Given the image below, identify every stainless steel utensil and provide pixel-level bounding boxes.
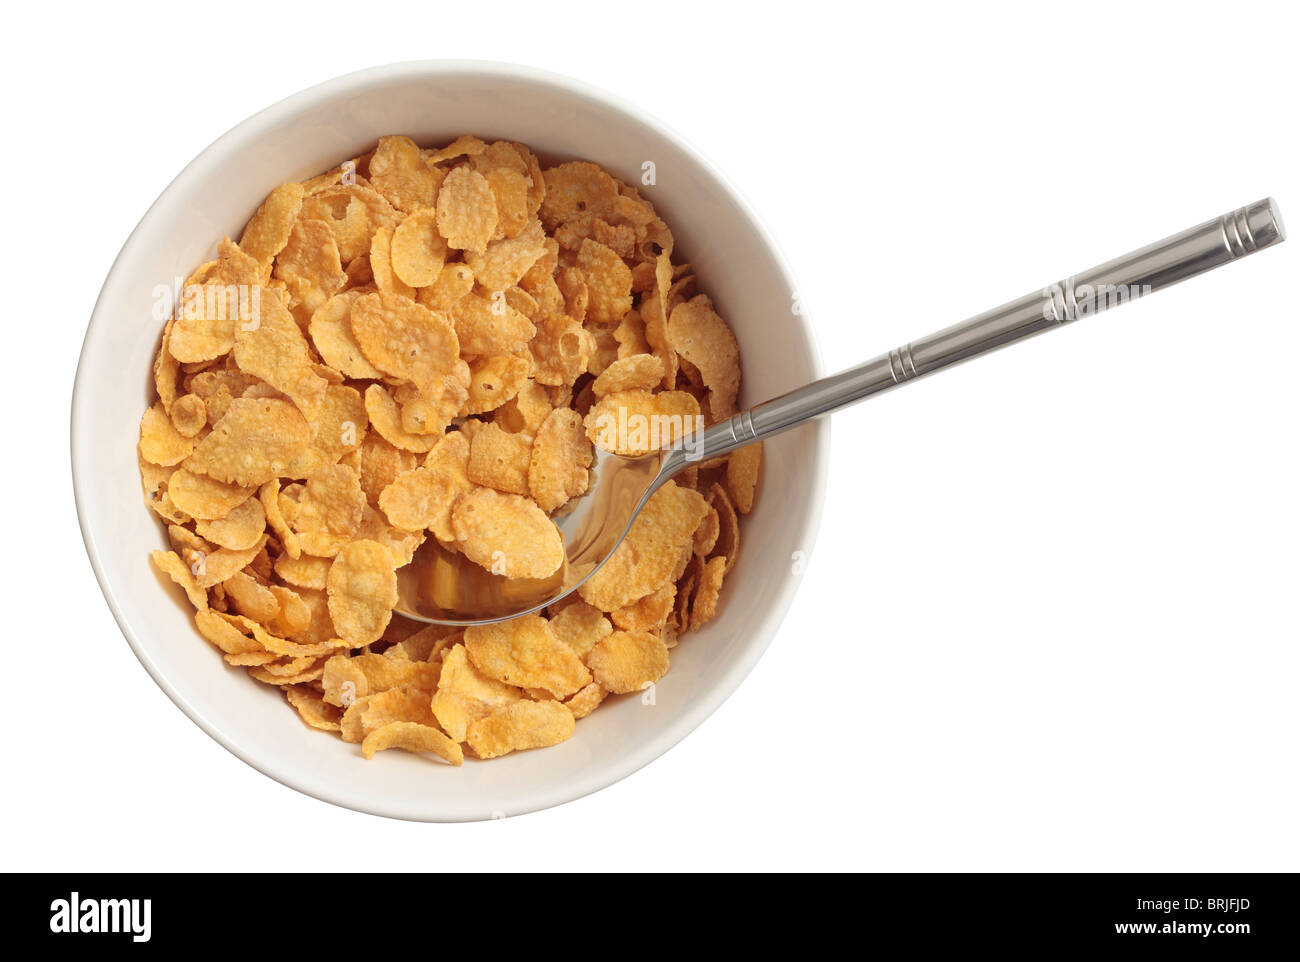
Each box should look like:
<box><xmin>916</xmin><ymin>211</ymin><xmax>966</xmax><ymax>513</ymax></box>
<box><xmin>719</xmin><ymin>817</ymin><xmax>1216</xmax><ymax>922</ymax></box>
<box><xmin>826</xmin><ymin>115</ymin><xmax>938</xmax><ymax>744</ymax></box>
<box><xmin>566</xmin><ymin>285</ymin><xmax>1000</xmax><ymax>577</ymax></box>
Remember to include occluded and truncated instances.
<box><xmin>396</xmin><ymin>198</ymin><xmax>1286</xmax><ymax>624</ymax></box>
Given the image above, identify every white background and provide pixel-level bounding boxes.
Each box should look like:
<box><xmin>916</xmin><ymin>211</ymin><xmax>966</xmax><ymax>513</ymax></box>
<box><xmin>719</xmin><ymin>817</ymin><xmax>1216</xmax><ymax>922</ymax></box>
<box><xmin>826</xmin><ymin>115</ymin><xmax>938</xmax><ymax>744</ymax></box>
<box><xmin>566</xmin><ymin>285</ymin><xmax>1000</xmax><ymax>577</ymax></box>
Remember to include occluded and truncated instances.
<box><xmin>5</xmin><ymin>1</ymin><xmax>1297</xmax><ymax>871</ymax></box>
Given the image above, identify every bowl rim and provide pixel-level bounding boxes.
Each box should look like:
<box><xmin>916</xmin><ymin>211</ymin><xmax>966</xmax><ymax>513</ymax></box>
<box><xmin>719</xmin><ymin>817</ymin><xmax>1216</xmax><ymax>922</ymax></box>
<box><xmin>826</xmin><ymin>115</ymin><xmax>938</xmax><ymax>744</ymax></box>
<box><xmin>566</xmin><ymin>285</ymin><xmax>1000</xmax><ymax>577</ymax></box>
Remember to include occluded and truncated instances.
<box><xmin>71</xmin><ymin>59</ymin><xmax>831</xmax><ymax>822</ymax></box>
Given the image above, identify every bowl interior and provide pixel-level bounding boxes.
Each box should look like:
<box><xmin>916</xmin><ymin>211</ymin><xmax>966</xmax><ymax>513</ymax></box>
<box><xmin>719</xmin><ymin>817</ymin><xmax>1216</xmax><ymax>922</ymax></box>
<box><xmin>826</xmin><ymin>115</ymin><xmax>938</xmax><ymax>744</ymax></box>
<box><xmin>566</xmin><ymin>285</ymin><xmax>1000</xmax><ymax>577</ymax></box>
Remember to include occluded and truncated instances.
<box><xmin>73</xmin><ymin>62</ymin><xmax>828</xmax><ymax>821</ymax></box>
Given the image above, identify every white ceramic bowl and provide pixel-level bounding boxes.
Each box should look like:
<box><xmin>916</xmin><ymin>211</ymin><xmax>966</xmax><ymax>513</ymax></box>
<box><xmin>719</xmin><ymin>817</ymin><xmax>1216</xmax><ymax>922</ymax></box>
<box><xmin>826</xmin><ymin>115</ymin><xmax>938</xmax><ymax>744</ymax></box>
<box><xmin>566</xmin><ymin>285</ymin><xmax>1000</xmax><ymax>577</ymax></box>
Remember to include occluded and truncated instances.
<box><xmin>72</xmin><ymin>61</ymin><xmax>829</xmax><ymax>821</ymax></box>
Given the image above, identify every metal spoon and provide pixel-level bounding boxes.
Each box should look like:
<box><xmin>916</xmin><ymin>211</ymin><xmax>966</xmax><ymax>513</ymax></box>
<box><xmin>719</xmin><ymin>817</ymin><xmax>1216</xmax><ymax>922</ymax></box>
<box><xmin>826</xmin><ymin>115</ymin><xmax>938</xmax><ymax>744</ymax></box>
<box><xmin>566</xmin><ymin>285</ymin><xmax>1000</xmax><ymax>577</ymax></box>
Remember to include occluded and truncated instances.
<box><xmin>396</xmin><ymin>198</ymin><xmax>1286</xmax><ymax>625</ymax></box>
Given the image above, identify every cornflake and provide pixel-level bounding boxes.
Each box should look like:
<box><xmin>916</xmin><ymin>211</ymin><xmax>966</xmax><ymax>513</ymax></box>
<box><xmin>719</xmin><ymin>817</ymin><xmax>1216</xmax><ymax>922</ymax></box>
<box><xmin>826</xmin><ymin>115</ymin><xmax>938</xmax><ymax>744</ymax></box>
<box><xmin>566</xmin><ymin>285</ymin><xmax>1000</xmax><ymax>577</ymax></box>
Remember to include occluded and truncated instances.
<box><xmin>138</xmin><ymin>134</ymin><xmax>756</xmax><ymax>767</ymax></box>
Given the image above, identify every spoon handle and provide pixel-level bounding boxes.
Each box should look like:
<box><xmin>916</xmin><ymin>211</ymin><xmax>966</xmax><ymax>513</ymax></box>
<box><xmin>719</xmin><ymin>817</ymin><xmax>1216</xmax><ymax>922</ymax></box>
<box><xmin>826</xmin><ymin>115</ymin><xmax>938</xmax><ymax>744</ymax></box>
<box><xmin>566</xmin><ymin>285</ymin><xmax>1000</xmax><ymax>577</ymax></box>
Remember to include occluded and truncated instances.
<box><xmin>686</xmin><ymin>198</ymin><xmax>1286</xmax><ymax>464</ymax></box>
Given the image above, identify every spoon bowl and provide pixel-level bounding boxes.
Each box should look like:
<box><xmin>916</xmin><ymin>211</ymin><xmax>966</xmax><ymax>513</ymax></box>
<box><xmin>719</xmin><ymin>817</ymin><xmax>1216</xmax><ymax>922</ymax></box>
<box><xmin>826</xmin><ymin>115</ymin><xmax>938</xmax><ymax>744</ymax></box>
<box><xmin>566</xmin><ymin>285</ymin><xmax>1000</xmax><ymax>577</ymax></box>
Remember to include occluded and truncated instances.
<box><xmin>395</xmin><ymin>445</ymin><xmax>680</xmax><ymax>623</ymax></box>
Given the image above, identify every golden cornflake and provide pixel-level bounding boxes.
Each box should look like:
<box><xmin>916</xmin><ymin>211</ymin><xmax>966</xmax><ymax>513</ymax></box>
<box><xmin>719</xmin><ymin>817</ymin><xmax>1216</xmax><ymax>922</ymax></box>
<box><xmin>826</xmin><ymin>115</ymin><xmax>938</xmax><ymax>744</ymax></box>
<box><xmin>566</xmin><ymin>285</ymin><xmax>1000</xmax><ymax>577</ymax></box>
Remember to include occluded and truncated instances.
<box><xmin>691</xmin><ymin>555</ymin><xmax>728</xmax><ymax>629</ymax></box>
<box><xmin>170</xmin><ymin>394</ymin><xmax>207</xmax><ymax>438</ymax></box>
<box><xmin>150</xmin><ymin>549</ymin><xmax>208</xmax><ymax>609</ymax></box>
<box><xmin>539</xmin><ymin>162</ymin><xmax>618</xmax><ymax>230</ymax></box>
<box><xmin>464</xmin><ymin>615</ymin><xmax>590</xmax><ymax>699</ymax></box>
<box><xmin>577</xmin><ymin>238</ymin><xmax>633</xmax><ymax>324</ymax></box>
<box><xmin>183</xmin><ymin>397</ymin><xmax>310</xmax><ymax>487</ymax></box>
<box><xmin>668</xmin><ymin>293</ymin><xmax>741</xmax><ymax>420</ymax></box>
<box><xmin>363</xmin><ymin>383</ymin><xmax>439</xmax><ymax>453</ymax></box>
<box><xmin>154</xmin><ymin>323</ymin><xmax>180</xmax><ymax>411</ymax></box>
<box><xmin>450</xmin><ymin>488</ymin><xmax>564</xmax><ymax>580</ymax></box>
<box><xmin>193</xmin><ymin>536</ymin><xmax>269</xmax><ymax>589</ymax></box>
<box><xmin>193</xmin><ymin>496</ymin><xmax>266</xmax><ymax>551</ymax></box>
<box><xmin>273</xmin><ymin>218</ymin><xmax>348</xmax><ymax>323</ymax></box>
<box><xmin>285</xmin><ymin>685</ymin><xmax>342</xmax><ymax>732</ymax></box>
<box><xmin>327</xmin><ymin>539</ymin><xmax>398</xmax><ymax>645</ymax></box>
<box><xmin>579</xmin><ymin>481</ymin><xmax>708</xmax><ymax>610</ymax></box>
<box><xmin>693</xmin><ymin>504</ymin><xmax>720</xmax><ymax>557</ymax></box>
<box><xmin>308</xmin><ymin>292</ymin><xmax>384</xmax><ymax>379</ymax></box>
<box><xmin>431</xmin><ymin>643</ymin><xmax>522</xmax><ymax>742</ymax></box>
<box><xmin>285</xmin><ymin>383</ymin><xmax>367</xmax><ymax>478</ymax></box>
<box><xmin>708</xmin><ymin>483</ymin><xmax>742</xmax><ymax>575</ymax></box>
<box><xmin>288</xmin><ymin>465</ymin><xmax>366</xmax><ymax>557</ymax></box>
<box><xmin>610</xmin><ymin>581</ymin><xmax>676</xmax><ymax>632</ymax></box>
<box><xmin>273</xmin><ymin>552</ymin><xmax>330</xmax><ymax>591</ymax></box>
<box><xmin>494</xmin><ymin>379</ymin><xmax>552</xmax><ymax>436</ymax></box>
<box><xmin>166</xmin><ymin>468</ymin><xmax>254</xmax><ymax>520</ymax></box>
<box><xmin>452</xmin><ymin>292</ymin><xmax>535</xmax><ymax>356</ymax></box>
<box><xmin>436</xmin><ymin>165</ymin><xmax>498</xmax><ymax>254</ymax></box>
<box><xmin>301</xmin><ymin>184</ymin><xmax>400</xmax><ymax>264</ymax></box>
<box><xmin>547</xmin><ymin>599</ymin><xmax>612</xmax><ymax>660</ymax></box>
<box><xmin>419</xmin><ymin>262</ymin><xmax>476</xmax><ymax>312</ymax></box>
<box><xmin>362</xmin><ymin>721</ymin><xmax>463</xmax><ymax>765</ymax></box>
<box><xmin>139</xmin><ymin>401</ymin><xmax>196</xmax><ymax>466</ymax></box>
<box><xmin>355</xmin><ymin>433</ymin><xmax>417</xmax><ymax>507</ymax></box>
<box><xmin>369</xmin><ymin>224</ymin><xmax>415</xmax><ymax>298</ymax></box>
<box><xmin>361</xmin><ymin>685</ymin><xmax>440</xmax><ymax>733</ymax></box>
<box><xmin>592</xmin><ymin>353</ymin><xmax>665</xmax><ymax>397</ymax></box>
<box><xmin>391</xmin><ymin>207</ymin><xmax>448</xmax><ymax>287</ymax></box>
<box><xmin>369</xmin><ymin>135</ymin><xmax>443</xmax><ymax>213</ymax></box>
<box><xmin>565</xmin><ymin>682</ymin><xmax>608</xmax><ymax>720</ymax></box>
<box><xmin>528</xmin><ymin>408</ymin><xmax>592</xmax><ymax>512</ymax></box>
<box><xmin>467</xmin><ymin>422</ymin><xmax>533</xmax><ymax>496</ymax></box>
<box><xmin>466</xmin><ymin>699</ymin><xmax>575</xmax><ymax>759</ymax></box>
<box><xmin>464</xmin><ymin>218</ymin><xmax>546</xmax><ymax>291</ymax></box>
<box><xmin>350</xmin><ymin>292</ymin><xmax>461</xmax><ymax>402</ymax></box>
<box><xmin>483</xmin><ymin>167</ymin><xmax>532</xmax><ymax>239</ymax></box>
<box><xmin>587</xmin><ymin>629</ymin><xmax>670</xmax><ymax>694</ymax></box>
<box><xmin>531</xmin><ymin>314</ymin><xmax>593</xmax><ymax>386</ymax></box>
<box><xmin>223</xmin><ymin>569</ymin><xmax>279</xmax><ymax>623</ymax></box>
<box><xmin>240</xmin><ymin>182</ymin><xmax>305</xmax><ymax>267</ymax></box>
<box><xmin>168</xmin><ymin>283</ymin><xmax>243</xmax><ymax>363</ymax></box>
<box><xmin>725</xmin><ymin>442</ymin><xmax>762</xmax><ymax>515</ymax></box>
<box><xmin>378</xmin><ymin>465</ymin><xmax>453</xmax><ymax>532</ymax></box>
<box><xmin>461</xmin><ymin>354</ymin><xmax>529</xmax><ymax>416</ymax></box>
<box><xmin>426</xmin><ymin>134</ymin><xmax>487</xmax><ymax>166</ymax></box>
<box><xmin>232</xmin><ymin>290</ymin><xmax>329</xmax><ymax>418</ymax></box>
<box><xmin>643</xmin><ymin>254</ymin><xmax>678</xmax><ymax>388</ymax></box>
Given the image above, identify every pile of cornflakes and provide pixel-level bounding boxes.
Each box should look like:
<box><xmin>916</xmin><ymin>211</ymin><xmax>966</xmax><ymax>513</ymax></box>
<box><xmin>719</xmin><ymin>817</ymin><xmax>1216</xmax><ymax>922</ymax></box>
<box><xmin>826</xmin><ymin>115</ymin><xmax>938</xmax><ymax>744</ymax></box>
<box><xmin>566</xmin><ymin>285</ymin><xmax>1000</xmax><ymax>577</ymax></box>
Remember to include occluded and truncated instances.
<box><xmin>139</xmin><ymin>135</ymin><xmax>761</xmax><ymax>765</ymax></box>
